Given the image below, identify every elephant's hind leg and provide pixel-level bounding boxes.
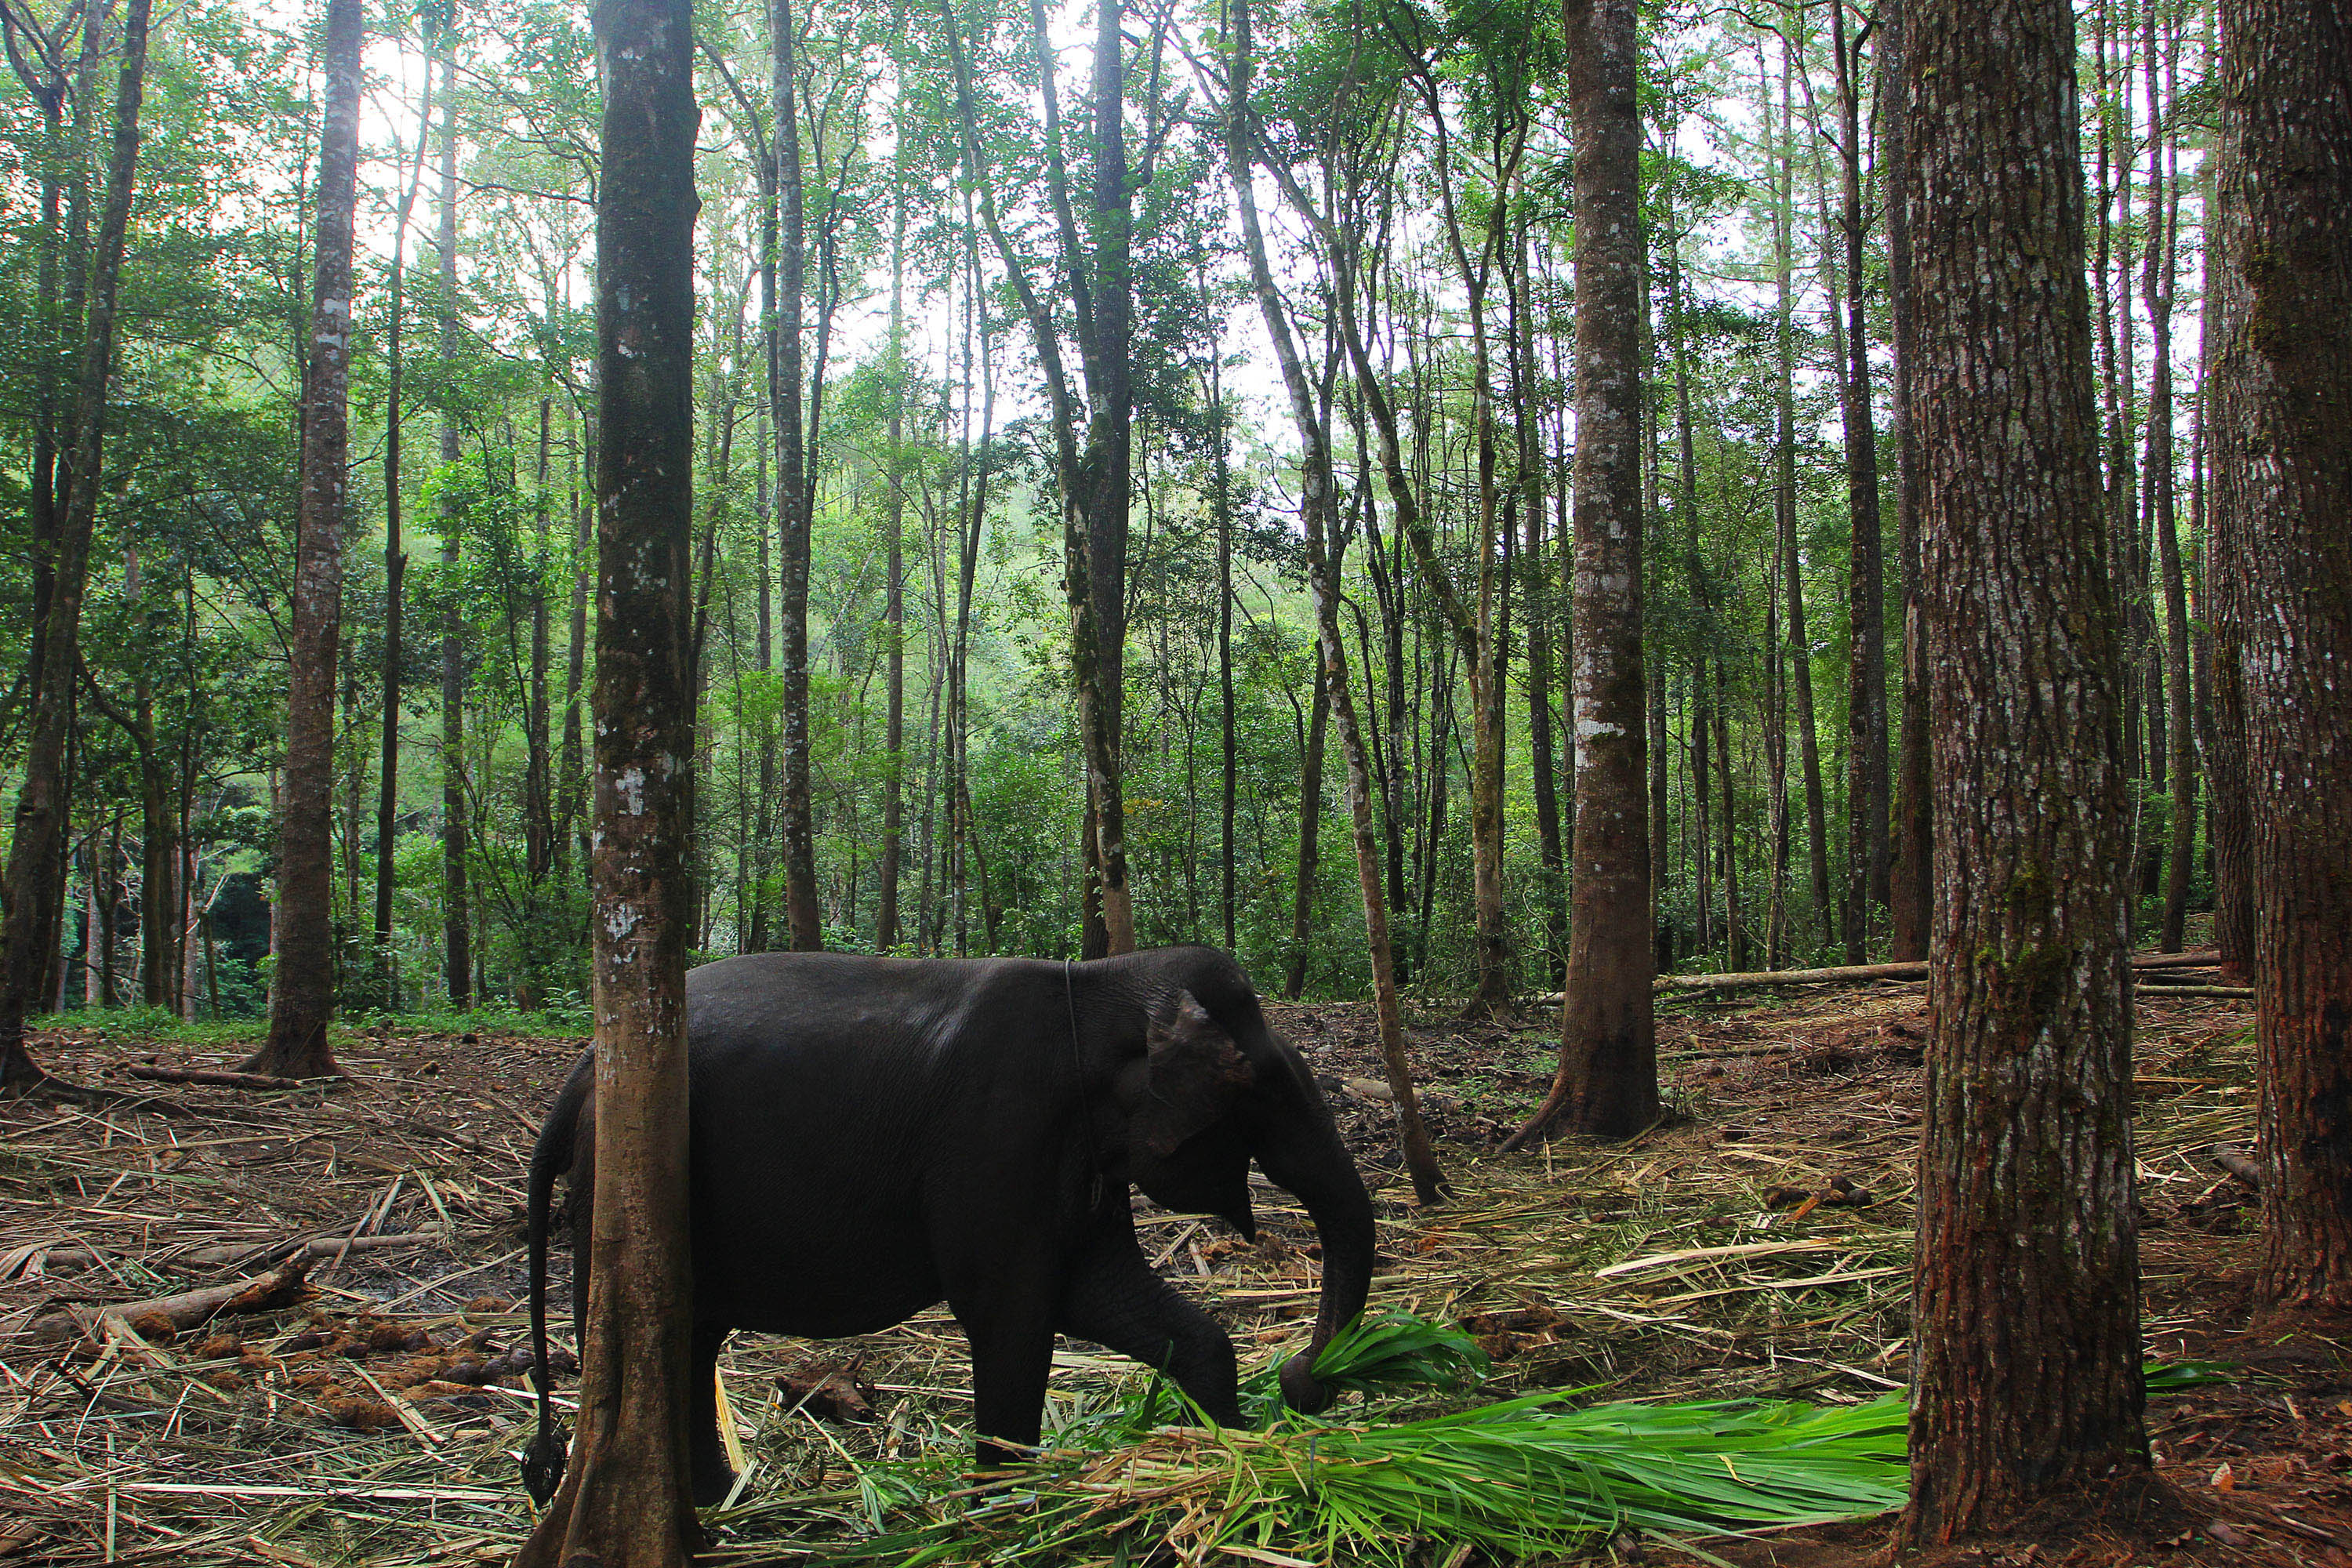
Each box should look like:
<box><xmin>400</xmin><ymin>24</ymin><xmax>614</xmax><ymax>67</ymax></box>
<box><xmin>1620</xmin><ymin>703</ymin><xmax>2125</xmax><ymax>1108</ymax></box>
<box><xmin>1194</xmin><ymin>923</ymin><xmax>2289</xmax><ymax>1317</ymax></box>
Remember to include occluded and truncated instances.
<box><xmin>688</xmin><ymin>1323</ymin><xmax>735</xmax><ymax>1508</ymax></box>
<box><xmin>1058</xmin><ymin>1239</ymin><xmax>1241</xmax><ymax>1426</ymax></box>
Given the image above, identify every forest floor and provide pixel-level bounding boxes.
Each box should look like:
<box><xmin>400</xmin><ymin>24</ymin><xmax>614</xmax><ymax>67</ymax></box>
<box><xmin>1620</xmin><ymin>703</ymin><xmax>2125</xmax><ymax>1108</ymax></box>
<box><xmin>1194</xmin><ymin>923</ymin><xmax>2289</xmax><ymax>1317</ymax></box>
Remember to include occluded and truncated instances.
<box><xmin>1</xmin><ymin>967</ymin><xmax>2345</xmax><ymax>1567</ymax></box>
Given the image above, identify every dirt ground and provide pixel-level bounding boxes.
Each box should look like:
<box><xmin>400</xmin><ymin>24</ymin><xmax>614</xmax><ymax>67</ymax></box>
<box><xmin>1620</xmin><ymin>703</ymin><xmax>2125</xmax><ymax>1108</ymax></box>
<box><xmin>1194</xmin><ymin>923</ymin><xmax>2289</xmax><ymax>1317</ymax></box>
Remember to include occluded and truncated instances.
<box><xmin>2</xmin><ymin>968</ymin><xmax>2346</xmax><ymax>1567</ymax></box>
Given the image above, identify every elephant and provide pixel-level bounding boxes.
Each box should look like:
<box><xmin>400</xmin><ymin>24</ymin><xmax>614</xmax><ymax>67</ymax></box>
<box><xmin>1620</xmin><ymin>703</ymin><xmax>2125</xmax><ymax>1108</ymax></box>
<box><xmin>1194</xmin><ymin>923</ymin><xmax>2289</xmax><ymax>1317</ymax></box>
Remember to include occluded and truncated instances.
<box><xmin>519</xmin><ymin>945</ymin><xmax>1376</xmax><ymax>1507</ymax></box>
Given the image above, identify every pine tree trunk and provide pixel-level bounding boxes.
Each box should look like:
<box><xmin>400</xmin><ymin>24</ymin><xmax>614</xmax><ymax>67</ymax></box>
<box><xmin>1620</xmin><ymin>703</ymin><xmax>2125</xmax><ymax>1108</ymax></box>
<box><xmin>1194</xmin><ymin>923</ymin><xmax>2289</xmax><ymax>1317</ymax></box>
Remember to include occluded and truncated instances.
<box><xmin>2212</xmin><ymin>0</ymin><xmax>2352</xmax><ymax>1312</ymax></box>
<box><xmin>0</xmin><ymin>0</ymin><xmax>151</xmax><ymax>1088</ymax></box>
<box><xmin>1508</xmin><ymin>0</ymin><xmax>1653</xmax><ymax>1145</ymax></box>
<box><xmin>1895</xmin><ymin>0</ymin><xmax>2150</xmax><ymax>1540</ymax></box>
<box><xmin>510</xmin><ymin>0</ymin><xmax>700</xmax><ymax>1555</ymax></box>
<box><xmin>250</xmin><ymin>0</ymin><xmax>361</xmax><ymax>1080</ymax></box>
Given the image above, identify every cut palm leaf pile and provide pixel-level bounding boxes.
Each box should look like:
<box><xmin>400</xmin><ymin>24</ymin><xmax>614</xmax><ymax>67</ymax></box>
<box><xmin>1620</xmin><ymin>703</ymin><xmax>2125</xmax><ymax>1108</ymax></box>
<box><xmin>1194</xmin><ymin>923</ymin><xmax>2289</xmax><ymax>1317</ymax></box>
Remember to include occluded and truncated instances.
<box><xmin>806</xmin><ymin>1315</ymin><xmax>1908</xmax><ymax>1566</ymax></box>
<box><xmin>800</xmin><ymin>1317</ymin><xmax>2232</xmax><ymax>1568</ymax></box>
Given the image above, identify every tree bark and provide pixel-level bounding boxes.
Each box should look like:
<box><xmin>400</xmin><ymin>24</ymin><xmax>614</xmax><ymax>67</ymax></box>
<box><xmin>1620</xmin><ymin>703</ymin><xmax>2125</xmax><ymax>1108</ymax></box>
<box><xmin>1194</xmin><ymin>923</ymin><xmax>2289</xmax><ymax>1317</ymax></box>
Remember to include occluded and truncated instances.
<box><xmin>510</xmin><ymin>0</ymin><xmax>701</xmax><ymax>1555</ymax></box>
<box><xmin>2211</xmin><ymin>0</ymin><xmax>2352</xmax><ymax>1312</ymax></box>
<box><xmin>0</xmin><ymin>0</ymin><xmax>150</xmax><ymax>1089</ymax></box>
<box><xmin>1895</xmin><ymin>0</ymin><xmax>2150</xmax><ymax>1541</ymax></box>
<box><xmin>1507</xmin><ymin>0</ymin><xmax>1653</xmax><ymax>1145</ymax></box>
<box><xmin>250</xmin><ymin>0</ymin><xmax>362</xmax><ymax>1080</ymax></box>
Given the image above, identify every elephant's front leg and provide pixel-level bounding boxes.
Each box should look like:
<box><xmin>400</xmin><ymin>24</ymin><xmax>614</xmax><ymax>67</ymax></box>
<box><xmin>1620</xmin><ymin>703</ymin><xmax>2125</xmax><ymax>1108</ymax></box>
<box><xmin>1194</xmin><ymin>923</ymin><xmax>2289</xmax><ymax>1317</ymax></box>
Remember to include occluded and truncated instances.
<box><xmin>943</xmin><ymin>1247</ymin><xmax>1059</xmax><ymax>1463</ymax></box>
<box><xmin>1059</xmin><ymin>1234</ymin><xmax>1242</xmax><ymax>1426</ymax></box>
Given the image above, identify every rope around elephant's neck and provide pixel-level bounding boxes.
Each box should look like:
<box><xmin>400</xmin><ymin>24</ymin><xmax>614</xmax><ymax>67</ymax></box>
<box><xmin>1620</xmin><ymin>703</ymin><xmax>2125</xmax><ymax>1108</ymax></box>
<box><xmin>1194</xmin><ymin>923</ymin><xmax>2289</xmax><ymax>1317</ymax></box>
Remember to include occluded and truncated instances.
<box><xmin>1065</xmin><ymin>958</ymin><xmax>1110</xmax><ymax>1213</ymax></box>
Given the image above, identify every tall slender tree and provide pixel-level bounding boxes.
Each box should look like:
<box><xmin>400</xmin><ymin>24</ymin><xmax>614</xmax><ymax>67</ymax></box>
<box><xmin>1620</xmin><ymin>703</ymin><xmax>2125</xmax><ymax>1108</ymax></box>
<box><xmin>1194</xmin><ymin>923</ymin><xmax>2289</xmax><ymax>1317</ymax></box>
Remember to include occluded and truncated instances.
<box><xmin>1896</xmin><ymin>0</ymin><xmax>2148</xmax><ymax>1541</ymax></box>
<box><xmin>510</xmin><ymin>0</ymin><xmax>701</xmax><ymax>1552</ymax></box>
<box><xmin>249</xmin><ymin>0</ymin><xmax>363</xmax><ymax>1080</ymax></box>
<box><xmin>1505</xmin><ymin>0</ymin><xmax>1652</xmax><ymax>1145</ymax></box>
<box><xmin>435</xmin><ymin>56</ymin><xmax>473</xmax><ymax>1008</ymax></box>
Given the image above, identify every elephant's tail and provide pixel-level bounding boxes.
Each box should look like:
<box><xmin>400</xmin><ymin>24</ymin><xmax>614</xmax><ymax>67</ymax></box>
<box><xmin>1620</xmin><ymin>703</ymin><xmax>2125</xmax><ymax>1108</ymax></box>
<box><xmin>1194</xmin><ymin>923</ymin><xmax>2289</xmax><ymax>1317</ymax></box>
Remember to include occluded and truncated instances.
<box><xmin>521</xmin><ymin>1054</ymin><xmax>592</xmax><ymax>1504</ymax></box>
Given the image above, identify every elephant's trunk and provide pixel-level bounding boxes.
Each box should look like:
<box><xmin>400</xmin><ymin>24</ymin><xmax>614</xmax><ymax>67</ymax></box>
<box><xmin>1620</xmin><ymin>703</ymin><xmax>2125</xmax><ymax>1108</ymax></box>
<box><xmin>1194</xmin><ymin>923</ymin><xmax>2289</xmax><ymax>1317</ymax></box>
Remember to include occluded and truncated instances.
<box><xmin>1258</xmin><ymin>1116</ymin><xmax>1377</xmax><ymax>1414</ymax></box>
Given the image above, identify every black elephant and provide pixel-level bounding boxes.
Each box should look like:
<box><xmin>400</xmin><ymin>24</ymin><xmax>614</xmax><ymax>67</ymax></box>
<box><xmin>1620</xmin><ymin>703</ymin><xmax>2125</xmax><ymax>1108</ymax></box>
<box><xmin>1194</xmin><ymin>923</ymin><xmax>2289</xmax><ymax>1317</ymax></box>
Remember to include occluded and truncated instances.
<box><xmin>520</xmin><ymin>945</ymin><xmax>1376</xmax><ymax>1506</ymax></box>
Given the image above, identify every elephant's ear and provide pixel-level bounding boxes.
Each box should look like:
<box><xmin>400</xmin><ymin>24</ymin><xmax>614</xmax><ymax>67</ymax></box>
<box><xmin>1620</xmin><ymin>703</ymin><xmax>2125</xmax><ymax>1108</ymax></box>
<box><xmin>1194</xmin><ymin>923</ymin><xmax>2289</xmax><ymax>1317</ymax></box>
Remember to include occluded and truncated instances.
<box><xmin>1135</xmin><ymin>990</ymin><xmax>1256</xmax><ymax>1159</ymax></box>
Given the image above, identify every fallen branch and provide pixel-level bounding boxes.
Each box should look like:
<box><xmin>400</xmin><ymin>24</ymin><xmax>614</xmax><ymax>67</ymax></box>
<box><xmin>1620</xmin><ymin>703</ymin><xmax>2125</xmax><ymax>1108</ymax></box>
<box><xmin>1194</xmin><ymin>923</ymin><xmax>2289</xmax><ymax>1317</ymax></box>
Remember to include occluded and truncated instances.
<box><xmin>2136</xmin><ymin>985</ymin><xmax>2255</xmax><ymax>1000</ymax></box>
<box><xmin>120</xmin><ymin>1065</ymin><xmax>311</xmax><ymax>1091</ymax></box>
<box><xmin>24</xmin><ymin>1254</ymin><xmax>313</xmax><ymax>1343</ymax></box>
<box><xmin>4</xmin><ymin>1230</ymin><xmax>448</xmax><ymax>1283</ymax></box>
<box><xmin>2211</xmin><ymin>1145</ymin><xmax>2264</xmax><ymax>1190</ymax></box>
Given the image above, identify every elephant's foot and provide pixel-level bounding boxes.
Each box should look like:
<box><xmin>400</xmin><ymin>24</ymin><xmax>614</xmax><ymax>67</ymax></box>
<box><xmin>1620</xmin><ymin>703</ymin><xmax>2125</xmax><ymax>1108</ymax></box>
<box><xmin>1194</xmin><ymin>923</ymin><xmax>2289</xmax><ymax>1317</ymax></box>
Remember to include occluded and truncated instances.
<box><xmin>691</xmin><ymin>1454</ymin><xmax>738</xmax><ymax>1508</ymax></box>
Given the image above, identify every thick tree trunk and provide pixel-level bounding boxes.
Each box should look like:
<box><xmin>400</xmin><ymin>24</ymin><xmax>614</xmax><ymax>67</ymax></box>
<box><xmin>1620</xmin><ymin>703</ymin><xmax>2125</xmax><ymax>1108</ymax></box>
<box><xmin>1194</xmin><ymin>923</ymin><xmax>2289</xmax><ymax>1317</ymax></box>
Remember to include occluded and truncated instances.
<box><xmin>1507</xmin><ymin>0</ymin><xmax>1653</xmax><ymax>1145</ymax></box>
<box><xmin>1895</xmin><ymin>0</ymin><xmax>2150</xmax><ymax>1541</ymax></box>
<box><xmin>510</xmin><ymin>0</ymin><xmax>701</xmax><ymax>1555</ymax></box>
<box><xmin>2212</xmin><ymin>0</ymin><xmax>2352</xmax><ymax>1312</ymax></box>
<box><xmin>434</xmin><ymin>60</ymin><xmax>471</xmax><ymax>1010</ymax></box>
<box><xmin>0</xmin><ymin>0</ymin><xmax>150</xmax><ymax>1089</ymax></box>
<box><xmin>250</xmin><ymin>0</ymin><xmax>362</xmax><ymax>1080</ymax></box>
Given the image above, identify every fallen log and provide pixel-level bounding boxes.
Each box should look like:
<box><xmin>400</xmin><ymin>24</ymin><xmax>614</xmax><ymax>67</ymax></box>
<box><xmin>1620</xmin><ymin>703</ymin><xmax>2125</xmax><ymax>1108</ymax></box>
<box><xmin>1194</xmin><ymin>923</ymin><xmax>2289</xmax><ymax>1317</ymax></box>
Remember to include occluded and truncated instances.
<box><xmin>2134</xmin><ymin>985</ymin><xmax>2255</xmax><ymax>999</ymax></box>
<box><xmin>1508</xmin><ymin>949</ymin><xmax>2239</xmax><ymax>1003</ymax></box>
<box><xmin>24</xmin><ymin>1254</ymin><xmax>313</xmax><ymax>1343</ymax></box>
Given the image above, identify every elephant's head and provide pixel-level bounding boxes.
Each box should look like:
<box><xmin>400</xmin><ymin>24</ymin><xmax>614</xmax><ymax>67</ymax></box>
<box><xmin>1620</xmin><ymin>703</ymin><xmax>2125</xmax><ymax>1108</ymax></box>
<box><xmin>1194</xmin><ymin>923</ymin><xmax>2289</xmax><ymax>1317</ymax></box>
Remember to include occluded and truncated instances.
<box><xmin>1112</xmin><ymin>949</ymin><xmax>1376</xmax><ymax>1415</ymax></box>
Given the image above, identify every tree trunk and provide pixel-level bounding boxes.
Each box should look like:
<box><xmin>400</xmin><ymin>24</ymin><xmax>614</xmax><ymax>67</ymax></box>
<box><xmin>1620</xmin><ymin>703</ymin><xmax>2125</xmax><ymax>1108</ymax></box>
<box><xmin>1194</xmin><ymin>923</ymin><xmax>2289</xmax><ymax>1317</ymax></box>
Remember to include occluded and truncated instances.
<box><xmin>1832</xmin><ymin>0</ymin><xmax>1888</xmax><ymax>963</ymax></box>
<box><xmin>249</xmin><ymin>0</ymin><xmax>361</xmax><ymax>1080</ymax></box>
<box><xmin>510</xmin><ymin>0</ymin><xmax>701</xmax><ymax>1555</ymax></box>
<box><xmin>2212</xmin><ymin>0</ymin><xmax>2352</xmax><ymax>1312</ymax></box>
<box><xmin>876</xmin><ymin>145</ymin><xmax>908</xmax><ymax>953</ymax></box>
<box><xmin>0</xmin><ymin>0</ymin><xmax>151</xmax><ymax>1088</ymax></box>
<box><xmin>375</xmin><ymin>64</ymin><xmax>430</xmax><ymax>1013</ymax></box>
<box><xmin>1507</xmin><ymin>0</ymin><xmax>1653</xmax><ymax>1145</ymax></box>
<box><xmin>1283</xmin><ymin>662</ymin><xmax>1329</xmax><ymax>1001</ymax></box>
<box><xmin>434</xmin><ymin>59</ymin><xmax>471</xmax><ymax>1010</ymax></box>
<box><xmin>2143</xmin><ymin>8</ymin><xmax>2194</xmax><ymax>955</ymax></box>
<box><xmin>1882</xmin><ymin>0</ymin><xmax>1933</xmax><ymax>964</ymax></box>
<box><xmin>1228</xmin><ymin>2</ymin><xmax>1441</xmax><ymax>1202</ymax></box>
<box><xmin>1895</xmin><ymin>0</ymin><xmax>2151</xmax><ymax>1541</ymax></box>
<box><xmin>1216</xmin><ymin>361</ymin><xmax>1237</xmax><ymax>953</ymax></box>
<box><xmin>772</xmin><ymin>0</ymin><xmax>820</xmax><ymax>952</ymax></box>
